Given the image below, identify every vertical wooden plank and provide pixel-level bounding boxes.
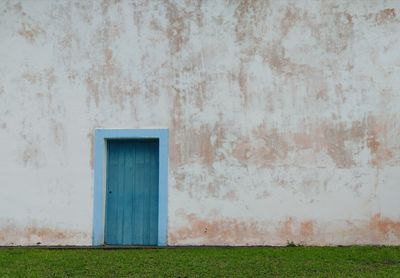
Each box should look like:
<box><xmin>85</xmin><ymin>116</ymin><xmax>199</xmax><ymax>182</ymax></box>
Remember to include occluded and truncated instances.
<box><xmin>123</xmin><ymin>141</ymin><xmax>134</xmax><ymax>244</ymax></box>
<box><xmin>132</xmin><ymin>141</ymin><xmax>138</xmax><ymax>245</ymax></box>
<box><xmin>130</xmin><ymin>142</ymin><xmax>137</xmax><ymax>245</ymax></box>
<box><xmin>140</xmin><ymin>141</ymin><xmax>147</xmax><ymax>245</ymax></box>
<box><xmin>143</xmin><ymin>141</ymin><xmax>150</xmax><ymax>245</ymax></box>
<box><xmin>105</xmin><ymin>141</ymin><xmax>112</xmax><ymax>244</ymax></box>
<box><xmin>154</xmin><ymin>140</ymin><xmax>160</xmax><ymax>245</ymax></box>
<box><xmin>148</xmin><ymin>140</ymin><xmax>159</xmax><ymax>245</ymax></box>
<box><xmin>116</xmin><ymin>141</ymin><xmax>126</xmax><ymax>244</ymax></box>
<box><xmin>147</xmin><ymin>141</ymin><xmax>153</xmax><ymax>245</ymax></box>
<box><xmin>133</xmin><ymin>142</ymin><xmax>144</xmax><ymax>245</ymax></box>
<box><xmin>132</xmin><ymin>142</ymin><xmax>138</xmax><ymax>244</ymax></box>
<box><xmin>105</xmin><ymin>141</ymin><xmax>119</xmax><ymax>244</ymax></box>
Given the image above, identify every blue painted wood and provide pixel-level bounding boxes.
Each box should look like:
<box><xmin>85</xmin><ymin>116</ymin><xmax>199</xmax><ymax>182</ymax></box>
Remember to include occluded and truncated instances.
<box><xmin>105</xmin><ymin>139</ymin><xmax>159</xmax><ymax>245</ymax></box>
<box><xmin>92</xmin><ymin>129</ymin><xmax>168</xmax><ymax>246</ymax></box>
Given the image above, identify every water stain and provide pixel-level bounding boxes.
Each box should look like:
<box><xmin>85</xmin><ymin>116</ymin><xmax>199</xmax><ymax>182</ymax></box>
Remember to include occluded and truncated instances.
<box><xmin>369</xmin><ymin>214</ymin><xmax>400</xmax><ymax>241</ymax></box>
<box><xmin>18</xmin><ymin>23</ymin><xmax>43</xmax><ymax>43</ymax></box>
<box><xmin>85</xmin><ymin>76</ymin><xmax>100</xmax><ymax>106</ymax></box>
<box><xmin>234</xmin><ymin>0</ymin><xmax>270</xmax><ymax>43</ymax></box>
<box><xmin>0</xmin><ymin>223</ymin><xmax>88</xmax><ymax>245</ymax></box>
<box><xmin>85</xmin><ymin>48</ymin><xmax>138</xmax><ymax>108</ymax></box>
<box><xmin>253</xmin><ymin>126</ymin><xmax>289</xmax><ymax>165</ymax></box>
<box><xmin>326</xmin><ymin>12</ymin><xmax>353</xmax><ymax>54</ymax></box>
<box><xmin>375</xmin><ymin>8</ymin><xmax>397</xmax><ymax>25</ymax></box>
<box><xmin>279</xmin><ymin>217</ymin><xmax>294</xmax><ymax>240</ymax></box>
<box><xmin>300</xmin><ymin>221</ymin><xmax>314</xmax><ymax>239</ymax></box>
<box><xmin>232</xmin><ymin>137</ymin><xmax>252</xmax><ymax>161</ymax></box>
<box><xmin>22</xmin><ymin>71</ymin><xmax>40</xmax><ymax>84</ymax></box>
<box><xmin>169</xmin><ymin>213</ymin><xmax>267</xmax><ymax>245</ymax></box>
<box><xmin>367</xmin><ymin>136</ymin><xmax>380</xmax><ymax>153</ymax></box>
<box><xmin>322</xmin><ymin>121</ymin><xmax>364</xmax><ymax>168</ymax></box>
<box><xmin>101</xmin><ymin>0</ymin><xmax>121</xmax><ymax>15</ymax></box>
<box><xmin>165</xmin><ymin>1</ymin><xmax>188</xmax><ymax>55</ymax></box>
<box><xmin>45</xmin><ymin>68</ymin><xmax>57</xmax><ymax>91</ymax></box>
<box><xmin>21</xmin><ymin>143</ymin><xmax>43</xmax><ymax>168</ymax></box>
<box><xmin>87</xmin><ymin>131</ymin><xmax>94</xmax><ymax>169</ymax></box>
<box><xmin>51</xmin><ymin>120</ymin><xmax>65</xmax><ymax>146</ymax></box>
<box><xmin>225</xmin><ymin>130</ymin><xmax>287</xmax><ymax>167</ymax></box>
<box><xmin>292</xmin><ymin>118</ymin><xmax>391</xmax><ymax>168</ymax></box>
<box><xmin>21</xmin><ymin>68</ymin><xmax>57</xmax><ymax>90</ymax></box>
<box><xmin>238</xmin><ymin>60</ymin><xmax>249</xmax><ymax>107</ymax></box>
<box><xmin>13</xmin><ymin>2</ymin><xmax>23</xmax><ymax>13</ymax></box>
<box><xmin>277</xmin><ymin>218</ymin><xmax>315</xmax><ymax>242</ymax></box>
<box><xmin>171</xmin><ymin>124</ymin><xmax>226</xmax><ymax>168</ymax></box>
<box><xmin>223</xmin><ymin>190</ymin><xmax>238</xmax><ymax>201</ymax></box>
<box><xmin>366</xmin><ymin>116</ymin><xmax>394</xmax><ymax>168</ymax></box>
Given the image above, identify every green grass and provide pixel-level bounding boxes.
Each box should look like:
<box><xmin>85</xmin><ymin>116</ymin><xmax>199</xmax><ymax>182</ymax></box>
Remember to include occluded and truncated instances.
<box><xmin>0</xmin><ymin>246</ymin><xmax>399</xmax><ymax>277</ymax></box>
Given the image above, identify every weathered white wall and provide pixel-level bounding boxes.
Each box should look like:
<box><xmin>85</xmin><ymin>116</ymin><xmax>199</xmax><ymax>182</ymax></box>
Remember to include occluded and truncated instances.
<box><xmin>0</xmin><ymin>0</ymin><xmax>399</xmax><ymax>246</ymax></box>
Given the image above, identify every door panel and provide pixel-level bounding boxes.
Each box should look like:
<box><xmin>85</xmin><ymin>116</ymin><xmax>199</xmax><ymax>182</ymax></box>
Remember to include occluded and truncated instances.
<box><xmin>105</xmin><ymin>139</ymin><xmax>159</xmax><ymax>245</ymax></box>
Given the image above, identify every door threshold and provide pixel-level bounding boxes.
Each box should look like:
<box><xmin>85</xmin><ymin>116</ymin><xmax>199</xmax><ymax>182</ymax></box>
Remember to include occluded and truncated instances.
<box><xmin>101</xmin><ymin>245</ymin><xmax>162</xmax><ymax>249</ymax></box>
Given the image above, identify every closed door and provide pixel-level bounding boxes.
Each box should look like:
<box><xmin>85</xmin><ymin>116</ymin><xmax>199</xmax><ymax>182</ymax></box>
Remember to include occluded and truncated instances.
<box><xmin>105</xmin><ymin>139</ymin><xmax>159</xmax><ymax>245</ymax></box>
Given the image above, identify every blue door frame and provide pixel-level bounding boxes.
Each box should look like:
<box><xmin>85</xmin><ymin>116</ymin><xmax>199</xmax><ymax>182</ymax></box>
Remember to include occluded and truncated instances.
<box><xmin>92</xmin><ymin>129</ymin><xmax>168</xmax><ymax>246</ymax></box>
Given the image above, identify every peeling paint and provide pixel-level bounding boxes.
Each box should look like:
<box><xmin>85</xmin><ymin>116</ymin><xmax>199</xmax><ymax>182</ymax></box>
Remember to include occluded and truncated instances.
<box><xmin>369</xmin><ymin>214</ymin><xmax>400</xmax><ymax>242</ymax></box>
<box><xmin>169</xmin><ymin>212</ymin><xmax>268</xmax><ymax>245</ymax></box>
<box><xmin>375</xmin><ymin>8</ymin><xmax>397</xmax><ymax>25</ymax></box>
<box><xmin>1</xmin><ymin>0</ymin><xmax>400</xmax><ymax>246</ymax></box>
<box><xmin>0</xmin><ymin>222</ymin><xmax>89</xmax><ymax>246</ymax></box>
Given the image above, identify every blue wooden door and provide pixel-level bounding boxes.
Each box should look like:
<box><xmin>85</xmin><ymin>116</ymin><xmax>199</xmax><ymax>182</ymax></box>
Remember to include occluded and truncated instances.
<box><xmin>105</xmin><ymin>139</ymin><xmax>159</xmax><ymax>245</ymax></box>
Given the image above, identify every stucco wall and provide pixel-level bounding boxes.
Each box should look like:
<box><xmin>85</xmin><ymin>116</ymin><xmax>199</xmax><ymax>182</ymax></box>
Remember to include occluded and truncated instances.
<box><xmin>0</xmin><ymin>0</ymin><xmax>399</xmax><ymax>246</ymax></box>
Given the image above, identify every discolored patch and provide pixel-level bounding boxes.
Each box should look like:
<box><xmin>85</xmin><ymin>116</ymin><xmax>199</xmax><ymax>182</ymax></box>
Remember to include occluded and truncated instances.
<box><xmin>21</xmin><ymin>67</ymin><xmax>57</xmax><ymax>90</ymax></box>
<box><xmin>238</xmin><ymin>61</ymin><xmax>249</xmax><ymax>107</ymax></box>
<box><xmin>367</xmin><ymin>136</ymin><xmax>380</xmax><ymax>153</ymax></box>
<box><xmin>322</xmin><ymin>121</ymin><xmax>366</xmax><ymax>168</ymax></box>
<box><xmin>0</xmin><ymin>223</ymin><xmax>88</xmax><ymax>245</ymax></box>
<box><xmin>169</xmin><ymin>213</ymin><xmax>267</xmax><ymax>245</ymax></box>
<box><xmin>87</xmin><ymin>131</ymin><xmax>94</xmax><ymax>169</ymax></box>
<box><xmin>253</xmin><ymin>126</ymin><xmax>289</xmax><ymax>164</ymax></box>
<box><xmin>234</xmin><ymin>0</ymin><xmax>270</xmax><ymax>43</ymax></box>
<box><xmin>278</xmin><ymin>218</ymin><xmax>315</xmax><ymax>243</ymax></box>
<box><xmin>369</xmin><ymin>214</ymin><xmax>400</xmax><ymax>241</ymax></box>
<box><xmin>45</xmin><ymin>68</ymin><xmax>57</xmax><ymax>91</ymax></box>
<box><xmin>13</xmin><ymin>2</ymin><xmax>23</xmax><ymax>13</ymax></box>
<box><xmin>223</xmin><ymin>190</ymin><xmax>238</xmax><ymax>201</ymax></box>
<box><xmin>300</xmin><ymin>221</ymin><xmax>314</xmax><ymax>239</ymax></box>
<box><xmin>232</xmin><ymin>138</ymin><xmax>252</xmax><ymax>161</ymax></box>
<box><xmin>279</xmin><ymin>217</ymin><xmax>294</xmax><ymax>240</ymax></box>
<box><xmin>51</xmin><ymin>120</ymin><xmax>65</xmax><ymax>146</ymax></box>
<box><xmin>164</xmin><ymin>1</ymin><xmax>189</xmax><ymax>55</ymax></box>
<box><xmin>85</xmin><ymin>75</ymin><xmax>100</xmax><ymax>107</ymax></box>
<box><xmin>18</xmin><ymin>23</ymin><xmax>43</xmax><ymax>43</ymax></box>
<box><xmin>375</xmin><ymin>8</ymin><xmax>397</xmax><ymax>25</ymax></box>
<box><xmin>22</xmin><ymin>71</ymin><xmax>40</xmax><ymax>84</ymax></box>
<box><xmin>326</xmin><ymin>12</ymin><xmax>354</xmax><ymax>54</ymax></box>
<box><xmin>280</xmin><ymin>6</ymin><xmax>299</xmax><ymax>37</ymax></box>
<box><xmin>21</xmin><ymin>144</ymin><xmax>43</xmax><ymax>168</ymax></box>
<box><xmin>171</xmin><ymin>124</ymin><xmax>226</xmax><ymax>168</ymax></box>
<box><xmin>101</xmin><ymin>0</ymin><xmax>122</xmax><ymax>15</ymax></box>
<box><xmin>293</xmin><ymin>133</ymin><xmax>313</xmax><ymax>149</ymax></box>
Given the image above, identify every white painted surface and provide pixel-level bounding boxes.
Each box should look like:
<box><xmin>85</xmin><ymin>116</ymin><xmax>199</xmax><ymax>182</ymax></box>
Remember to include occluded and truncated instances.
<box><xmin>0</xmin><ymin>0</ymin><xmax>399</xmax><ymax>245</ymax></box>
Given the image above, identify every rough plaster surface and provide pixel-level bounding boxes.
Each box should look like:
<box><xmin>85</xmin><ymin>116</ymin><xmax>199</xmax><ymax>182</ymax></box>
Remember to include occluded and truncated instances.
<box><xmin>0</xmin><ymin>0</ymin><xmax>400</xmax><ymax>246</ymax></box>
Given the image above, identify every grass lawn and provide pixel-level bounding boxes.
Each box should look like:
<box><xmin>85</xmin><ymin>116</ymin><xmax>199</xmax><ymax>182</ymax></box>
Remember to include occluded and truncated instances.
<box><xmin>0</xmin><ymin>246</ymin><xmax>399</xmax><ymax>277</ymax></box>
